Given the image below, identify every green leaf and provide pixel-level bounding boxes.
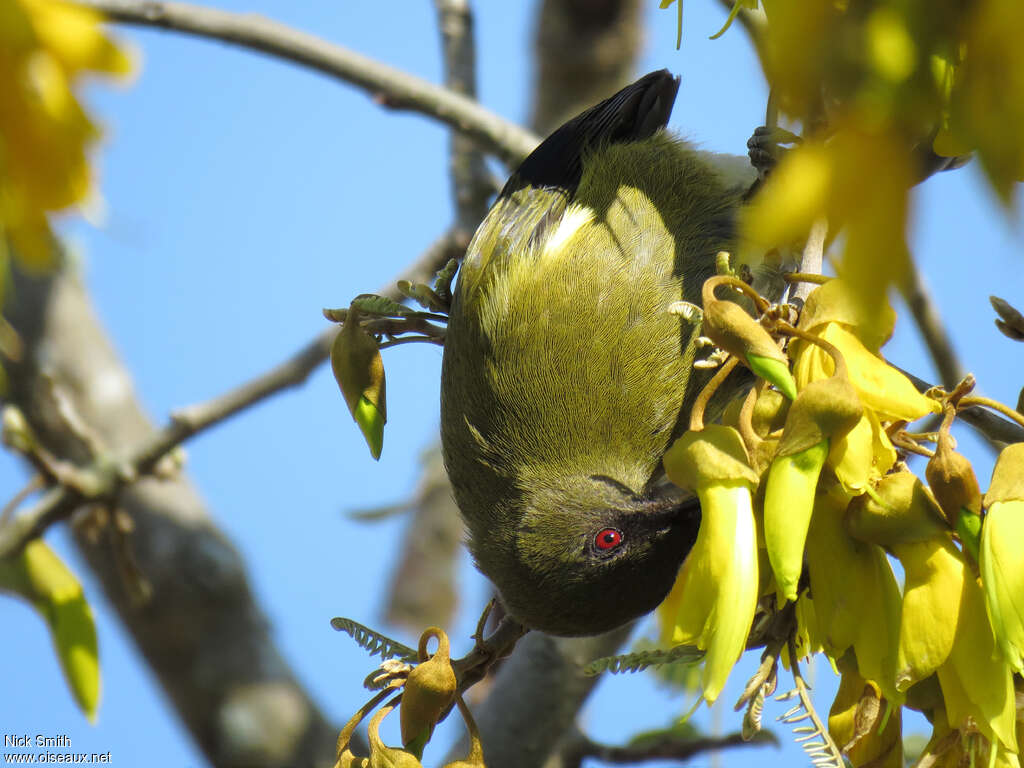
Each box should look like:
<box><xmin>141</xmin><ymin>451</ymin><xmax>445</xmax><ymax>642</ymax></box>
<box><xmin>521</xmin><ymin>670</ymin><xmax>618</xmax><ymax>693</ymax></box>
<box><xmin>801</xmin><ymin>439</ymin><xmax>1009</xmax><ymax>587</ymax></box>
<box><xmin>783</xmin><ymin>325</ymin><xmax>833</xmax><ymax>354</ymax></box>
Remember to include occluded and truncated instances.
<box><xmin>583</xmin><ymin>644</ymin><xmax>703</xmax><ymax>676</ymax></box>
<box><xmin>432</xmin><ymin>259</ymin><xmax>459</xmax><ymax>302</ymax></box>
<box><xmin>330</xmin><ymin>616</ymin><xmax>418</xmax><ymax>662</ymax></box>
<box><xmin>0</xmin><ymin>540</ymin><xmax>100</xmax><ymax>720</ymax></box>
<box><xmin>397</xmin><ymin>280</ymin><xmax>446</xmax><ymax>312</ymax></box>
<box><xmin>350</xmin><ymin>293</ymin><xmax>414</xmax><ymax>318</ymax></box>
<box><xmin>330</xmin><ymin>309</ymin><xmax>387</xmax><ymax>460</ymax></box>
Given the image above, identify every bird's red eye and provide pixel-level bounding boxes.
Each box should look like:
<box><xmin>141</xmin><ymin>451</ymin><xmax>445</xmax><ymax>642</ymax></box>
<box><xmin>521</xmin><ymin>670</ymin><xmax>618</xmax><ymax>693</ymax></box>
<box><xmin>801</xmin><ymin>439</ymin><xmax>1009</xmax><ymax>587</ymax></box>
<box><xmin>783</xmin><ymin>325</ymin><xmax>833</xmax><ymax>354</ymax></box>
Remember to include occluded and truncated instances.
<box><xmin>594</xmin><ymin>528</ymin><xmax>623</xmax><ymax>551</ymax></box>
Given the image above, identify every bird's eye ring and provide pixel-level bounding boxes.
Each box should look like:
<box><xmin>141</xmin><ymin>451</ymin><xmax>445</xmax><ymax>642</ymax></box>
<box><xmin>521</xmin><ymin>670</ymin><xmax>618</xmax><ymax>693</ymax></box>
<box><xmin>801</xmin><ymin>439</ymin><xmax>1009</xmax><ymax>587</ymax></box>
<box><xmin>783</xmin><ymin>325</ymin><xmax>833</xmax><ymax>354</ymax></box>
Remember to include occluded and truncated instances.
<box><xmin>594</xmin><ymin>527</ymin><xmax>623</xmax><ymax>551</ymax></box>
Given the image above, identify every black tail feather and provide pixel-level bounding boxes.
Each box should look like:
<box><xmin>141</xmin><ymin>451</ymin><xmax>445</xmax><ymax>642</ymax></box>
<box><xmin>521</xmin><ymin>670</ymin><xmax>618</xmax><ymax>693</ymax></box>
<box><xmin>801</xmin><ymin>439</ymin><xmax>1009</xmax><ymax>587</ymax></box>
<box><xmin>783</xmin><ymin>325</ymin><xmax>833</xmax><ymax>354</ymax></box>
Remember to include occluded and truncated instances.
<box><xmin>502</xmin><ymin>70</ymin><xmax>680</xmax><ymax>199</ymax></box>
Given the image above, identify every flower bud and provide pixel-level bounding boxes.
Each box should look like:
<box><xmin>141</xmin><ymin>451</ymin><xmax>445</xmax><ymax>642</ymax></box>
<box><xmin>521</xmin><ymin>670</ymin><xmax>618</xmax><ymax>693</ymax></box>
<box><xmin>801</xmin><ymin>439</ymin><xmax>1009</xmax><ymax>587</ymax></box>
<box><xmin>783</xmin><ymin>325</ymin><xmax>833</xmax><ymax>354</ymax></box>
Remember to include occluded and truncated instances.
<box><xmin>1</xmin><ymin>540</ymin><xmax>100</xmax><ymax>721</ymax></box>
<box><xmin>703</xmin><ymin>297</ymin><xmax>797</xmax><ymax>399</ymax></box>
<box><xmin>845</xmin><ymin>471</ymin><xmax>947</xmax><ymax>547</ymax></box>
<box><xmin>926</xmin><ymin>433</ymin><xmax>982</xmax><ymax>528</ymax></box>
<box><xmin>764</xmin><ymin>439</ymin><xmax>828</xmax><ymax>603</ymax></box>
<box><xmin>400</xmin><ymin>628</ymin><xmax>456</xmax><ymax>756</ymax></box>
<box><xmin>763</xmin><ymin>373</ymin><xmax>862</xmax><ymax>603</ymax></box>
<box><xmin>751</xmin><ymin>387</ymin><xmax>789</xmax><ymax>438</ymax></box>
<box><xmin>331</xmin><ymin>308</ymin><xmax>387</xmax><ymax>460</ymax></box>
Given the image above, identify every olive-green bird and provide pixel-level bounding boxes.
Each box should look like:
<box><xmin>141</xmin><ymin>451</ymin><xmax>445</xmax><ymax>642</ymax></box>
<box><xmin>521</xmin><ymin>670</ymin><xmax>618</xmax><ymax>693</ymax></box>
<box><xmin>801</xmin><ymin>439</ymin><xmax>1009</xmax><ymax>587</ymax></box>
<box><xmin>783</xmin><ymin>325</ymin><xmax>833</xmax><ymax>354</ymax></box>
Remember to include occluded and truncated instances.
<box><xmin>440</xmin><ymin>71</ymin><xmax>756</xmax><ymax>636</ymax></box>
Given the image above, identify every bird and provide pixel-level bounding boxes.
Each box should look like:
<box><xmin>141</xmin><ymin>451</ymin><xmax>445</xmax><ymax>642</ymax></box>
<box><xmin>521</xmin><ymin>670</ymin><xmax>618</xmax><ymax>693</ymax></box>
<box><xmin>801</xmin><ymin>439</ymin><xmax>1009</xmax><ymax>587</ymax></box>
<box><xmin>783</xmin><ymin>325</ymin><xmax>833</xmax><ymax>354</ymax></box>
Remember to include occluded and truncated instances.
<box><xmin>439</xmin><ymin>70</ymin><xmax>756</xmax><ymax>636</ymax></box>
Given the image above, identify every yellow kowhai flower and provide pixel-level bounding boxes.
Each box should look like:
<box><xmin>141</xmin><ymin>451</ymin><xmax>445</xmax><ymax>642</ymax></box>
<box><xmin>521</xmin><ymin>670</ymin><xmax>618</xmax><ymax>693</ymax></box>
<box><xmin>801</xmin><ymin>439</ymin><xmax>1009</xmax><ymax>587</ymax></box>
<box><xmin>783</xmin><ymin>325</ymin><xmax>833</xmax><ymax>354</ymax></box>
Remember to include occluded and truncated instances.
<box><xmin>848</xmin><ymin>471</ymin><xmax>1018</xmax><ymax>753</ymax></box>
<box><xmin>791</xmin><ymin>281</ymin><xmax>939</xmax><ymax>493</ymax></box>
<box><xmin>981</xmin><ymin>442</ymin><xmax>1024</xmax><ymax>674</ymax></box>
<box><xmin>827</xmin><ymin>660</ymin><xmax>903</xmax><ymax>768</ymax></box>
<box><xmin>659</xmin><ymin>424</ymin><xmax>760</xmax><ymax>705</ymax></box>
<box><xmin>0</xmin><ymin>0</ymin><xmax>132</xmax><ymax>268</ymax></box>
<box><xmin>763</xmin><ymin>333</ymin><xmax>862</xmax><ymax>604</ymax></box>
<box><xmin>803</xmin><ymin>483</ymin><xmax>902</xmax><ymax>704</ymax></box>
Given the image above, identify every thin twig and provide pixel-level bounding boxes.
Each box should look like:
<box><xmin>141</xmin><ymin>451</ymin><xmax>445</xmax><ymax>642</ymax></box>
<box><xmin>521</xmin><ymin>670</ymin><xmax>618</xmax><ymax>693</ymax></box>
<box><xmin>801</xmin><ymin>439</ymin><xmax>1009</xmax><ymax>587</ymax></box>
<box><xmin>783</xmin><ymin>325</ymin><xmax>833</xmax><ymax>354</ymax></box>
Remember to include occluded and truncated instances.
<box><xmin>900</xmin><ymin>368</ymin><xmax>1024</xmax><ymax>444</ymax></box>
<box><xmin>899</xmin><ymin>268</ymin><xmax>964</xmax><ymax>388</ymax></box>
<box><xmin>560</xmin><ymin>726</ymin><xmax>776</xmax><ymax>767</ymax></box>
<box><xmin>75</xmin><ymin>0</ymin><xmax>539</xmax><ymax>165</ymax></box>
<box><xmin>790</xmin><ymin>217</ymin><xmax>828</xmax><ymax>306</ymax></box>
<box><xmin>959</xmin><ymin>395</ymin><xmax>1024</xmax><ymax>430</ymax></box>
<box><xmin>0</xmin><ymin>475</ymin><xmax>44</xmax><ymax>527</ymax></box>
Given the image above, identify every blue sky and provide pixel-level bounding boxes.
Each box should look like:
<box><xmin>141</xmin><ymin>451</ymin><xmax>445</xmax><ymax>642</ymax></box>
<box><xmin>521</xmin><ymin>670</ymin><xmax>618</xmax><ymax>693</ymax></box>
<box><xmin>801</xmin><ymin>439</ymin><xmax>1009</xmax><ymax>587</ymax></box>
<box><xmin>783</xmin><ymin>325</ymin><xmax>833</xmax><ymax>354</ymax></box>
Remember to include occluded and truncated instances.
<box><xmin>1</xmin><ymin>2</ymin><xmax>1021</xmax><ymax>767</ymax></box>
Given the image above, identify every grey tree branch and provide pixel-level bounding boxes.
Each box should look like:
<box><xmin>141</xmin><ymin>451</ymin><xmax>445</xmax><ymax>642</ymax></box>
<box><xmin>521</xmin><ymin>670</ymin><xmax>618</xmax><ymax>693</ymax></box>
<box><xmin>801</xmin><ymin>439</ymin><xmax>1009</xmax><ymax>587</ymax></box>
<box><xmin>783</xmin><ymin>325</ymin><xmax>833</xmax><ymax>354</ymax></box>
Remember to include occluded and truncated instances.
<box><xmin>791</xmin><ymin>217</ymin><xmax>828</xmax><ymax>306</ymax></box>
<box><xmin>557</xmin><ymin>725</ymin><xmax>776</xmax><ymax>767</ymax></box>
<box><xmin>74</xmin><ymin>0</ymin><xmax>539</xmax><ymax>165</ymax></box>
<box><xmin>434</xmin><ymin>0</ymin><xmax>494</xmax><ymax>244</ymax></box>
<box><xmin>899</xmin><ymin>267</ymin><xmax>965</xmax><ymax>389</ymax></box>
<box><xmin>3</xmin><ymin>264</ymin><xmax>339</xmax><ymax>768</ymax></box>
<box><xmin>0</xmin><ymin>231</ymin><xmax>461</xmax><ymax>561</ymax></box>
<box><xmin>530</xmin><ymin>0</ymin><xmax>644</xmax><ymax>135</ymax></box>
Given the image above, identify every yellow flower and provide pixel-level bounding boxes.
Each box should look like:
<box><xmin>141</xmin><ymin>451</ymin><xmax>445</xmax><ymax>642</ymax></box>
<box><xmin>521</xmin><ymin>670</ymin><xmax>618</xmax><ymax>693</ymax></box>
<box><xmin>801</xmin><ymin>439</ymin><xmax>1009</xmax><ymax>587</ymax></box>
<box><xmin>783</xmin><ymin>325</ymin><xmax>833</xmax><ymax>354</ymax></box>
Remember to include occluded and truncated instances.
<box><xmin>0</xmin><ymin>0</ymin><xmax>132</xmax><ymax>267</ymax></box>
<box><xmin>981</xmin><ymin>443</ymin><xmax>1024</xmax><ymax>674</ymax></box>
<box><xmin>791</xmin><ymin>281</ymin><xmax>938</xmax><ymax>494</ymax></box>
<box><xmin>847</xmin><ymin>471</ymin><xmax>1018</xmax><ymax>751</ymax></box>
<box><xmin>660</xmin><ymin>425</ymin><xmax>760</xmax><ymax>704</ymax></box>
<box><xmin>828</xmin><ymin>661</ymin><xmax>903</xmax><ymax>768</ymax></box>
<box><xmin>803</xmin><ymin>484</ymin><xmax>902</xmax><ymax>703</ymax></box>
<box><xmin>897</xmin><ymin>537</ymin><xmax>1016</xmax><ymax>751</ymax></box>
<box><xmin>794</xmin><ymin>322</ymin><xmax>938</xmax><ymax>423</ymax></box>
<box><xmin>763</xmin><ymin>369</ymin><xmax>861</xmax><ymax>603</ymax></box>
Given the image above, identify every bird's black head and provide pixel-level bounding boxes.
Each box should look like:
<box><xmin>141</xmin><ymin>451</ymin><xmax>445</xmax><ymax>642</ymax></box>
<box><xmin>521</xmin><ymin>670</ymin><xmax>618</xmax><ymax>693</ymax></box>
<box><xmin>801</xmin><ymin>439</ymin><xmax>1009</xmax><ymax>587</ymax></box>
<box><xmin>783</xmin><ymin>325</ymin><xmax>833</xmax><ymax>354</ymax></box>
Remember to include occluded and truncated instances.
<box><xmin>468</xmin><ymin>474</ymin><xmax>701</xmax><ymax>636</ymax></box>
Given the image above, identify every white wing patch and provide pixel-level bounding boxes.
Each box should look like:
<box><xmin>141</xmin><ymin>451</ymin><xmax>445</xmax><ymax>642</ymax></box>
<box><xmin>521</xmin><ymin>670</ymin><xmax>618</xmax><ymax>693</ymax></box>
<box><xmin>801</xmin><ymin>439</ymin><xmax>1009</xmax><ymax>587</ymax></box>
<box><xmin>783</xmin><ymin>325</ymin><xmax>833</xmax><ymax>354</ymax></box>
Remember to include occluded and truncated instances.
<box><xmin>541</xmin><ymin>203</ymin><xmax>595</xmax><ymax>260</ymax></box>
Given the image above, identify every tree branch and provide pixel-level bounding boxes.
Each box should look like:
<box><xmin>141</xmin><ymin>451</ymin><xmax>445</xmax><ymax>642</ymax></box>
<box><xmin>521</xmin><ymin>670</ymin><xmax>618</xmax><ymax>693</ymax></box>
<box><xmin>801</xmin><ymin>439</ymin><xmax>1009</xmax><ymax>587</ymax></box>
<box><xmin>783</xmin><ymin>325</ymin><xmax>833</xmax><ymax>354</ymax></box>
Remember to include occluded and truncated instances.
<box><xmin>0</xmin><ymin>231</ymin><xmax>461</xmax><ymax>561</ymax></box>
<box><xmin>434</xmin><ymin>0</ymin><xmax>494</xmax><ymax>244</ymax></box>
<box><xmin>899</xmin><ymin>267</ymin><xmax>965</xmax><ymax>389</ymax></box>
<box><xmin>2</xmin><ymin>264</ymin><xmax>340</xmax><ymax>767</ymax></box>
<box><xmin>558</xmin><ymin>725</ymin><xmax>776</xmax><ymax>767</ymax></box>
<box><xmin>74</xmin><ymin>0</ymin><xmax>539</xmax><ymax>165</ymax></box>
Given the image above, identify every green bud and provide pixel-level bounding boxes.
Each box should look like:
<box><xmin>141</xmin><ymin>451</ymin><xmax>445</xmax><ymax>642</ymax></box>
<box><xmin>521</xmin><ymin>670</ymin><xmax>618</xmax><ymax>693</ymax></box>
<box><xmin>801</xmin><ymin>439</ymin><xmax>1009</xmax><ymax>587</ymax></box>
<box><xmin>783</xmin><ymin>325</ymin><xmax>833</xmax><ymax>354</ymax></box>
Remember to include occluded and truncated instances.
<box><xmin>331</xmin><ymin>308</ymin><xmax>387</xmax><ymax>460</ymax></box>
<box><xmin>764</xmin><ymin>439</ymin><xmax>829</xmax><ymax>603</ymax></box>
<box><xmin>703</xmin><ymin>296</ymin><xmax>790</xmax><ymax>374</ymax></box>
<box><xmin>750</xmin><ymin>387</ymin><xmax>790</xmax><ymax>438</ymax></box>
<box><xmin>746</xmin><ymin>353</ymin><xmax>798</xmax><ymax>400</ymax></box>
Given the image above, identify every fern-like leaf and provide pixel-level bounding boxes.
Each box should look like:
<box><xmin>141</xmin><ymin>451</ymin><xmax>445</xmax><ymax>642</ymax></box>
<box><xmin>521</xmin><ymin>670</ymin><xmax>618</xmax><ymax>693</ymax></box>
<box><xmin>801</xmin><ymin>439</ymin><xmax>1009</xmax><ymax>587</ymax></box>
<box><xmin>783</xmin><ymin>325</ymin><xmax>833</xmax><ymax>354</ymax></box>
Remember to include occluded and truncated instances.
<box><xmin>775</xmin><ymin>684</ymin><xmax>845</xmax><ymax>768</ymax></box>
<box><xmin>583</xmin><ymin>644</ymin><xmax>703</xmax><ymax>676</ymax></box>
<box><xmin>330</xmin><ymin>617</ymin><xmax>418</xmax><ymax>662</ymax></box>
